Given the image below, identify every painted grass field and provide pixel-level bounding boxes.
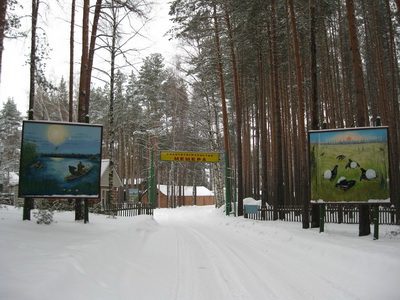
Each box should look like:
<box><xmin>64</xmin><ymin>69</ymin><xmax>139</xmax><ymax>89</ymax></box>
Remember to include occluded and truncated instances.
<box><xmin>310</xmin><ymin>142</ymin><xmax>389</xmax><ymax>202</ymax></box>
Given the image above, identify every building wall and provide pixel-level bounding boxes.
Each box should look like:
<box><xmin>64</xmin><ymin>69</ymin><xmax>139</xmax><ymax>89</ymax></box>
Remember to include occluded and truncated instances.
<box><xmin>142</xmin><ymin>188</ymin><xmax>216</xmax><ymax>208</ymax></box>
<box><xmin>187</xmin><ymin>196</ymin><xmax>215</xmax><ymax>206</ymax></box>
<box><xmin>100</xmin><ymin>187</ymin><xmax>120</xmax><ymax>207</ymax></box>
<box><xmin>158</xmin><ymin>193</ymin><xmax>215</xmax><ymax>208</ymax></box>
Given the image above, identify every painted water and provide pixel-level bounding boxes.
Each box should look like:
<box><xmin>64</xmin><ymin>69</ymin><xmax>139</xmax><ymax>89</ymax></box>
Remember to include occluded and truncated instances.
<box><xmin>20</xmin><ymin>157</ymin><xmax>101</xmax><ymax>197</ymax></box>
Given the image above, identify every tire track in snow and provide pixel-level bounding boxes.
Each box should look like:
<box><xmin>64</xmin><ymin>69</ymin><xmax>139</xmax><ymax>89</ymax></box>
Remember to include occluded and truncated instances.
<box><xmin>197</xmin><ymin>219</ymin><xmax>362</xmax><ymax>300</ymax></box>
<box><xmin>171</xmin><ymin>225</ymin><xmax>233</xmax><ymax>299</ymax></box>
<box><xmin>181</xmin><ymin>221</ymin><xmax>309</xmax><ymax>299</ymax></box>
<box><xmin>159</xmin><ymin>216</ymin><xmax>280</xmax><ymax>299</ymax></box>
<box><xmin>159</xmin><ymin>213</ymin><xmax>362</xmax><ymax>300</ymax></box>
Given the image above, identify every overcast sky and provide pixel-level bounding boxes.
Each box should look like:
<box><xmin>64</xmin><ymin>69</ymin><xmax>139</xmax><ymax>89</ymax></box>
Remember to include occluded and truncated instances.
<box><xmin>0</xmin><ymin>0</ymin><xmax>177</xmax><ymax>115</ymax></box>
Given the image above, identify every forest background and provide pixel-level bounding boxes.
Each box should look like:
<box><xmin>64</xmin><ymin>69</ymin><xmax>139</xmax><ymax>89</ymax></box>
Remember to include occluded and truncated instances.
<box><xmin>0</xmin><ymin>0</ymin><xmax>399</xmax><ymax>225</ymax></box>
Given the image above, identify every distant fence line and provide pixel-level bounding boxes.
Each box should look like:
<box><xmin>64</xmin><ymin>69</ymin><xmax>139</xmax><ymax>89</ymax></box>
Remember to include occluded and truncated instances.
<box><xmin>244</xmin><ymin>204</ymin><xmax>397</xmax><ymax>225</ymax></box>
<box><xmin>103</xmin><ymin>203</ymin><xmax>154</xmax><ymax>217</ymax></box>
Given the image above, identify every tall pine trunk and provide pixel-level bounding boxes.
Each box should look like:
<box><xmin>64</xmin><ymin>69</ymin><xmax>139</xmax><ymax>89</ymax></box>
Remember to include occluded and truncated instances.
<box><xmin>345</xmin><ymin>0</ymin><xmax>370</xmax><ymax>236</ymax></box>
<box><xmin>68</xmin><ymin>0</ymin><xmax>75</xmax><ymax>122</ymax></box>
<box><xmin>257</xmin><ymin>48</ymin><xmax>268</xmax><ymax>207</ymax></box>
<box><xmin>23</xmin><ymin>0</ymin><xmax>40</xmax><ymax>220</ymax></box>
<box><xmin>0</xmin><ymin>0</ymin><xmax>7</xmax><ymax>82</ymax></box>
<box><xmin>309</xmin><ymin>0</ymin><xmax>319</xmax><ymax>228</ymax></box>
<box><xmin>77</xmin><ymin>0</ymin><xmax>89</xmax><ymax>123</ymax></box>
<box><xmin>224</xmin><ymin>3</ymin><xmax>243</xmax><ymax>216</ymax></box>
<box><xmin>85</xmin><ymin>0</ymin><xmax>102</xmax><ymax>115</ymax></box>
<box><xmin>270</xmin><ymin>0</ymin><xmax>284</xmax><ymax>219</ymax></box>
<box><xmin>212</xmin><ymin>1</ymin><xmax>231</xmax><ymax>211</ymax></box>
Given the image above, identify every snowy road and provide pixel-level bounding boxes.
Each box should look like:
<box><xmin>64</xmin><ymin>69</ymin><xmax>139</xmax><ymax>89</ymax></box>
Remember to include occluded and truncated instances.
<box><xmin>1</xmin><ymin>205</ymin><xmax>399</xmax><ymax>300</ymax></box>
<box><xmin>123</xmin><ymin>207</ymin><xmax>400</xmax><ymax>300</ymax></box>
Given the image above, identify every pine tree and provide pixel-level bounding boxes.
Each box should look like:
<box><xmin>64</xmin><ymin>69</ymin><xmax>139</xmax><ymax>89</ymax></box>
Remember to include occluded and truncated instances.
<box><xmin>137</xmin><ymin>53</ymin><xmax>168</xmax><ymax>151</ymax></box>
<box><xmin>0</xmin><ymin>98</ymin><xmax>22</xmax><ymax>189</ymax></box>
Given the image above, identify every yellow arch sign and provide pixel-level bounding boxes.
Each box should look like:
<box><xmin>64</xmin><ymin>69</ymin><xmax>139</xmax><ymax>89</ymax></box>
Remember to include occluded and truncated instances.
<box><xmin>160</xmin><ymin>151</ymin><xmax>220</xmax><ymax>163</ymax></box>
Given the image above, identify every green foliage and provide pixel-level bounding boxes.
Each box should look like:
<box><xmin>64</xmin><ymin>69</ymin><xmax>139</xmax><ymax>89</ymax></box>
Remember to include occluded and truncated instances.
<box><xmin>20</xmin><ymin>141</ymin><xmax>39</xmax><ymax>170</ymax></box>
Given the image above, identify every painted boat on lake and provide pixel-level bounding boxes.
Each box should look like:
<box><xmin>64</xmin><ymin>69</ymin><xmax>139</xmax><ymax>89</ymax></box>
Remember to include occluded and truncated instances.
<box><xmin>65</xmin><ymin>165</ymin><xmax>93</xmax><ymax>182</ymax></box>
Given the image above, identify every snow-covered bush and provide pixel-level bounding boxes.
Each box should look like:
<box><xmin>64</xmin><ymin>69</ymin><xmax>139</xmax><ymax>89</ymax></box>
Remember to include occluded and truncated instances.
<box><xmin>107</xmin><ymin>211</ymin><xmax>117</xmax><ymax>219</ymax></box>
<box><xmin>33</xmin><ymin>199</ymin><xmax>54</xmax><ymax>225</ymax></box>
<box><xmin>386</xmin><ymin>227</ymin><xmax>400</xmax><ymax>238</ymax></box>
<box><xmin>89</xmin><ymin>203</ymin><xmax>102</xmax><ymax>214</ymax></box>
<box><xmin>33</xmin><ymin>209</ymin><xmax>54</xmax><ymax>225</ymax></box>
<box><xmin>51</xmin><ymin>199</ymin><xmax>74</xmax><ymax>212</ymax></box>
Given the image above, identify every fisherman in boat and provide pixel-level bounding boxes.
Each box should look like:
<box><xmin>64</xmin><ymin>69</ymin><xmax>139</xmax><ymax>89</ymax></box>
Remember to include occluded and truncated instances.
<box><xmin>77</xmin><ymin>161</ymin><xmax>85</xmax><ymax>175</ymax></box>
<box><xmin>69</xmin><ymin>166</ymin><xmax>78</xmax><ymax>176</ymax></box>
<box><xmin>69</xmin><ymin>162</ymin><xmax>85</xmax><ymax>176</ymax></box>
<box><xmin>66</xmin><ymin>161</ymin><xmax>92</xmax><ymax>181</ymax></box>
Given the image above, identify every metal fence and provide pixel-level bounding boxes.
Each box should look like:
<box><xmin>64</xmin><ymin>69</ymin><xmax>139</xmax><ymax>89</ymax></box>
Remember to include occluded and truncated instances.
<box><xmin>103</xmin><ymin>203</ymin><xmax>154</xmax><ymax>217</ymax></box>
<box><xmin>244</xmin><ymin>204</ymin><xmax>397</xmax><ymax>225</ymax></box>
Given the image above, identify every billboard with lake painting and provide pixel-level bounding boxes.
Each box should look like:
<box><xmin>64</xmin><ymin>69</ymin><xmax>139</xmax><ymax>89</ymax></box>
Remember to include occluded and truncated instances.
<box><xmin>309</xmin><ymin>127</ymin><xmax>390</xmax><ymax>203</ymax></box>
<box><xmin>19</xmin><ymin>121</ymin><xmax>103</xmax><ymax>198</ymax></box>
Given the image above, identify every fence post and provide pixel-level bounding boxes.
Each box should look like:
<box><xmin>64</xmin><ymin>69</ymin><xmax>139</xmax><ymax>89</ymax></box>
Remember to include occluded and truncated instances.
<box><xmin>225</xmin><ymin>152</ymin><xmax>232</xmax><ymax>216</ymax></box>
<box><xmin>149</xmin><ymin>151</ymin><xmax>155</xmax><ymax>207</ymax></box>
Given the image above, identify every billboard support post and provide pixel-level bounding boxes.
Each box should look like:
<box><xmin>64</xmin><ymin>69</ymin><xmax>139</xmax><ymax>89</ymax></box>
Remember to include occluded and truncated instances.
<box><xmin>22</xmin><ymin>201</ymin><xmax>31</xmax><ymax>221</ymax></box>
<box><xmin>373</xmin><ymin>205</ymin><xmax>379</xmax><ymax>240</ymax></box>
<box><xmin>319</xmin><ymin>204</ymin><xmax>325</xmax><ymax>233</ymax></box>
<box><xmin>22</xmin><ymin>110</ymin><xmax>35</xmax><ymax>221</ymax></box>
<box><xmin>84</xmin><ymin>199</ymin><xmax>89</xmax><ymax>224</ymax></box>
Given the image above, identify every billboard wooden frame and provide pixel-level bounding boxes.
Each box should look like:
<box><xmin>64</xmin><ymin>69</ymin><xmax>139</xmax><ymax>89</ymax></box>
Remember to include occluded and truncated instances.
<box><xmin>18</xmin><ymin>120</ymin><xmax>103</xmax><ymax>199</ymax></box>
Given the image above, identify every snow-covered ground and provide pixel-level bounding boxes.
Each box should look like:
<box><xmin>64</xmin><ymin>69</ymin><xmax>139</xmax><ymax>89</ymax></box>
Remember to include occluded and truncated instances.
<box><xmin>0</xmin><ymin>205</ymin><xmax>399</xmax><ymax>300</ymax></box>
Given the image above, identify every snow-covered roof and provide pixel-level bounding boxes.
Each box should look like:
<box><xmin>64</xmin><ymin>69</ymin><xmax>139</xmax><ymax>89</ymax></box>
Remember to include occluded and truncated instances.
<box><xmin>243</xmin><ymin>197</ymin><xmax>261</xmax><ymax>206</ymax></box>
<box><xmin>100</xmin><ymin>159</ymin><xmax>123</xmax><ymax>187</ymax></box>
<box><xmin>158</xmin><ymin>184</ymin><xmax>214</xmax><ymax>197</ymax></box>
<box><xmin>6</xmin><ymin>172</ymin><xmax>19</xmax><ymax>186</ymax></box>
<box><xmin>101</xmin><ymin>159</ymin><xmax>110</xmax><ymax>177</ymax></box>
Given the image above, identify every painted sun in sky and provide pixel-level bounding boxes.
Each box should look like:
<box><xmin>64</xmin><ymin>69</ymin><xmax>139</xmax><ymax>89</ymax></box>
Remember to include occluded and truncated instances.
<box><xmin>47</xmin><ymin>125</ymin><xmax>69</xmax><ymax>146</ymax></box>
<box><xmin>331</xmin><ymin>132</ymin><xmax>366</xmax><ymax>143</ymax></box>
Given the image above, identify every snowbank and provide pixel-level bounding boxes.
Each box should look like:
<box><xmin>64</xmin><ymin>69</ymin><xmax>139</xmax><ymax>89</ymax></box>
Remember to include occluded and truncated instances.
<box><xmin>0</xmin><ymin>205</ymin><xmax>399</xmax><ymax>300</ymax></box>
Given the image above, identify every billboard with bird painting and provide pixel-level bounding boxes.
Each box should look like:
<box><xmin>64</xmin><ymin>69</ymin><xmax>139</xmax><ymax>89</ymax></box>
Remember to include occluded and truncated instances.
<box><xmin>309</xmin><ymin>127</ymin><xmax>390</xmax><ymax>203</ymax></box>
<box><xmin>19</xmin><ymin>121</ymin><xmax>103</xmax><ymax>198</ymax></box>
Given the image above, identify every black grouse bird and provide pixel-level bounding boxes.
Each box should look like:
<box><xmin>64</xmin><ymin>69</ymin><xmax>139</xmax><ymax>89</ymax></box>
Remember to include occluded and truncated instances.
<box><xmin>335</xmin><ymin>179</ymin><xmax>356</xmax><ymax>191</ymax></box>
<box><xmin>345</xmin><ymin>159</ymin><xmax>360</xmax><ymax>169</ymax></box>
<box><xmin>323</xmin><ymin>165</ymin><xmax>338</xmax><ymax>181</ymax></box>
<box><xmin>360</xmin><ymin>168</ymin><xmax>378</xmax><ymax>181</ymax></box>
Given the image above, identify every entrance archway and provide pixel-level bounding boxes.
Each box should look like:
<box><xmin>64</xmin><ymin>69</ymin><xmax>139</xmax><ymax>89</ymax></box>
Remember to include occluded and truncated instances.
<box><xmin>148</xmin><ymin>150</ymin><xmax>235</xmax><ymax>216</ymax></box>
